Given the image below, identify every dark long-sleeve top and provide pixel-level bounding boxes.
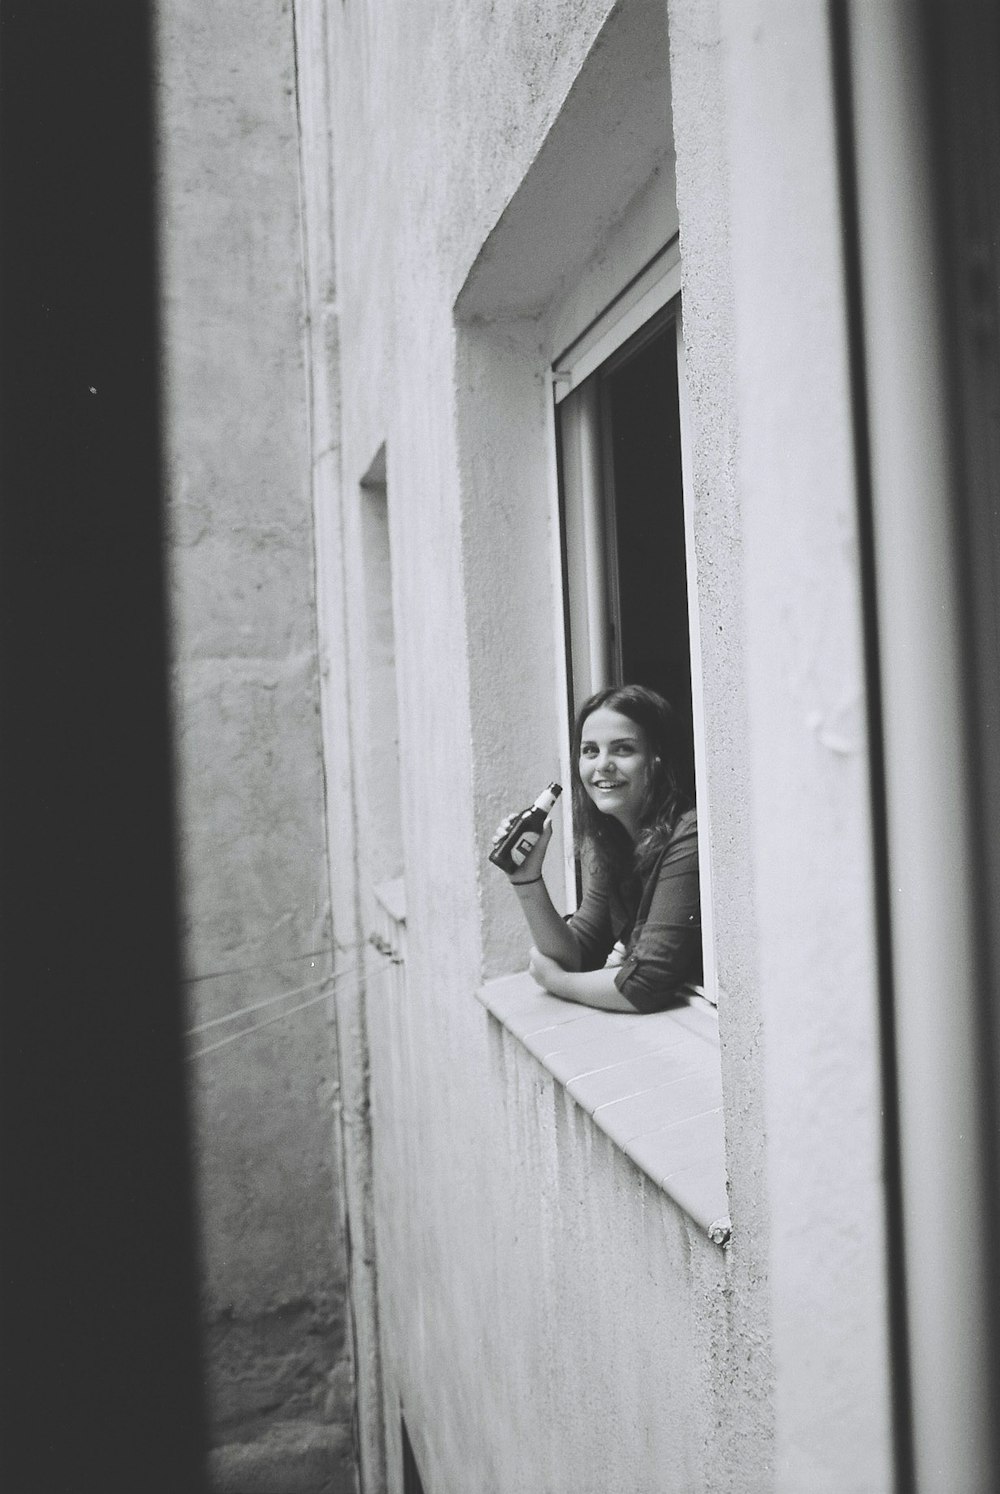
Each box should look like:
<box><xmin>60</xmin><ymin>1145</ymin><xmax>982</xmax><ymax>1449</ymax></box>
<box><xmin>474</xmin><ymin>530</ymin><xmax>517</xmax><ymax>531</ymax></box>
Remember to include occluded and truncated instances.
<box><xmin>566</xmin><ymin>808</ymin><xmax>702</xmax><ymax>1013</ymax></box>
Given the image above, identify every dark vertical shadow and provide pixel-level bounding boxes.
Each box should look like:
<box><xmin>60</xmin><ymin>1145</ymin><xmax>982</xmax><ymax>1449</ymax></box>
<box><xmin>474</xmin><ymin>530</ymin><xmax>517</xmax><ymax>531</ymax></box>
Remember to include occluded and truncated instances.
<box><xmin>920</xmin><ymin>0</ymin><xmax>1000</xmax><ymax>1472</ymax></box>
<box><xmin>0</xmin><ymin>3</ymin><xmax>207</xmax><ymax>1489</ymax></box>
<box><xmin>827</xmin><ymin>5</ymin><xmax>915</xmax><ymax>1491</ymax></box>
<box><xmin>831</xmin><ymin>1</ymin><xmax>1000</xmax><ymax>1487</ymax></box>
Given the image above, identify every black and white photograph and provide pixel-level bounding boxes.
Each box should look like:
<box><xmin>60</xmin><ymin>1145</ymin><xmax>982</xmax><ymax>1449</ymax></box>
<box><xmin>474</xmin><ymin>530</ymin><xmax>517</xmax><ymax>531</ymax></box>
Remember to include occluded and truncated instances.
<box><xmin>3</xmin><ymin>2</ymin><xmax>1000</xmax><ymax>1491</ymax></box>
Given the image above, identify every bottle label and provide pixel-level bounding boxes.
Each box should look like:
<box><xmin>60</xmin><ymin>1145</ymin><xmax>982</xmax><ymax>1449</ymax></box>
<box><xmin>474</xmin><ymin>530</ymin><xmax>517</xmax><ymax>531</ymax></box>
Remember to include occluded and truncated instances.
<box><xmin>510</xmin><ymin>831</ymin><xmax>539</xmax><ymax>867</ymax></box>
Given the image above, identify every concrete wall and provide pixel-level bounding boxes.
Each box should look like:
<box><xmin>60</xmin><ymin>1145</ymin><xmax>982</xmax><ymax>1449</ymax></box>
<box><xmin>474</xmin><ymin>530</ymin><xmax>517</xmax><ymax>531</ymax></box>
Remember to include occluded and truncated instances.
<box><xmin>155</xmin><ymin>0</ymin><xmax>358</xmax><ymax>1485</ymax></box>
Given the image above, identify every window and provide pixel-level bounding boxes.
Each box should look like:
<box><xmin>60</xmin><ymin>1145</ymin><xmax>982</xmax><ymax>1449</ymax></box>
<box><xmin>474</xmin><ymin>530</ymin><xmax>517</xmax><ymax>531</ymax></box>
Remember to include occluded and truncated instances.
<box><xmin>359</xmin><ymin>445</ymin><xmax>403</xmax><ymax>889</ymax></box>
<box><xmin>552</xmin><ymin>245</ymin><xmax>716</xmax><ymax>998</ymax></box>
<box><xmin>359</xmin><ymin>446</ymin><xmax>407</xmax><ymax>980</ymax></box>
<box><xmin>464</xmin><ymin>236</ymin><xmax>730</xmax><ymax>1240</ymax></box>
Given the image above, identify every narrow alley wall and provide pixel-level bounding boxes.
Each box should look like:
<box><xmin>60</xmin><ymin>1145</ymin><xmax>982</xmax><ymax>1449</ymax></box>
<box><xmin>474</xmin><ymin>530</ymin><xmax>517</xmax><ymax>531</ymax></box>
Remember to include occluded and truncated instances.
<box><xmin>155</xmin><ymin>1</ymin><xmax>358</xmax><ymax>1488</ymax></box>
<box><xmin>316</xmin><ymin>0</ymin><xmax>894</xmax><ymax>1488</ymax></box>
<box><xmin>319</xmin><ymin>1</ymin><xmax>778</xmax><ymax>1490</ymax></box>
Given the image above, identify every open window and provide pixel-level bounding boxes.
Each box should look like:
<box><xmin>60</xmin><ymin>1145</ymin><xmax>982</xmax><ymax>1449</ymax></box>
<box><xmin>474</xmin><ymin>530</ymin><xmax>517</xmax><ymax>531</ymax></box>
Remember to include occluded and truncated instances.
<box><xmin>552</xmin><ymin>244</ymin><xmax>716</xmax><ymax>999</ymax></box>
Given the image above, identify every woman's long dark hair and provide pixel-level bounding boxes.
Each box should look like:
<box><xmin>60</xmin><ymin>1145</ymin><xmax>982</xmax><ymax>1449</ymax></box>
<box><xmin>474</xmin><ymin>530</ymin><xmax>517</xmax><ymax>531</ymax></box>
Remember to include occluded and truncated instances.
<box><xmin>571</xmin><ymin>684</ymin><xmax>692</xmax><ymax>885</ymax></box>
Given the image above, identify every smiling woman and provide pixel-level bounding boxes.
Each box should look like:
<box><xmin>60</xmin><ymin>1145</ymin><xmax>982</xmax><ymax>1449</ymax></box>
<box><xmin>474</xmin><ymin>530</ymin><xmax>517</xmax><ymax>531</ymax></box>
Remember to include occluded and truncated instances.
<box><xmin>489</xmin><ymin>684</ymin><xmax>702</xmax><ymax>1012</ymax></box>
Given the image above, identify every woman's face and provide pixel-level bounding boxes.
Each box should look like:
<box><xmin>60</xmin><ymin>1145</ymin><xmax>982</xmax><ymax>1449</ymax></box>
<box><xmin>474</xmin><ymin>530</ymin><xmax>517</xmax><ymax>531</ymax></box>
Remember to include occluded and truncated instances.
<box><xmin>578</xmin><ymin>706</ymin><xmax>655</xmax><ymax>838</ymax></box>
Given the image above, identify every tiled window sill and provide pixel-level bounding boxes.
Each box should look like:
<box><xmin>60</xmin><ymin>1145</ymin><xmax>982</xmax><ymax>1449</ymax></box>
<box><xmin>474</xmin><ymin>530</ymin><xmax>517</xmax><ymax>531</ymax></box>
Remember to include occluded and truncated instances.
<box><xmin>477</xmin><ymin>971</ymin><xmax>730</xmax><ymax>1244</ymax></box>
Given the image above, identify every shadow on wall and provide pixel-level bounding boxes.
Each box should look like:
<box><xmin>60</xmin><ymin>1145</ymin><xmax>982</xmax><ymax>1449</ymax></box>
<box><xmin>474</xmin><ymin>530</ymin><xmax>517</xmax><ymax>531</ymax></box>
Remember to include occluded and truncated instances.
<box><xmin>0</xmin><ymin>2</ymin><xmax>206</xmax><ymax>1491</ymax></box>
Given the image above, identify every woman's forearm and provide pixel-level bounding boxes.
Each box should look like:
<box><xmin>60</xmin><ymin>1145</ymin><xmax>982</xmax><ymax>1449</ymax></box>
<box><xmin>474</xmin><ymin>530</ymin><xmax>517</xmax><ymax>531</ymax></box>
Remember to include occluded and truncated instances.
<box><xmin>532</xmin><ymin>958</ymin><xmax>637</xmax><ymax>1012</ymax></box>
<box><xmin>511</xmin><ymin>878</ymin><xmax>583</xmax><ymax>969</ymax></box>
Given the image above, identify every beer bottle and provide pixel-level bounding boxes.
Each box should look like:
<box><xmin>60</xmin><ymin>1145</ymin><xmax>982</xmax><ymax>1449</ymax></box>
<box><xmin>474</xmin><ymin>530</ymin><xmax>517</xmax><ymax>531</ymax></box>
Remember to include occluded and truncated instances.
<box><xmin>488</xmin><ymin>783</ymin><xmax>562</xmax><ymax>875</ymax></box>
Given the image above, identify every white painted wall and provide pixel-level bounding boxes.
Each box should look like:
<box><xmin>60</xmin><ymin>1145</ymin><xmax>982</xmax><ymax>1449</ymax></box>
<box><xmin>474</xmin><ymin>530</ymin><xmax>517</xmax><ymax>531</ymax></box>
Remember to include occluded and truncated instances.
<box><xmin>719</xmin><ymin>2</ymin><xmax>894</xmax><ymax>1488</ymax></box>
<box><xmin>316</xmin><ymin>0</ymin><xmax>895</xmax><ymax>1490</ymax></box>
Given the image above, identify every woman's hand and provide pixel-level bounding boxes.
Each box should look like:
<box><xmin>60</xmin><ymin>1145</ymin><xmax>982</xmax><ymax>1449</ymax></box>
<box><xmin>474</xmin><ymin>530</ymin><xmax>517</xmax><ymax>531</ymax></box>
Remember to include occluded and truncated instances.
<box><xmin>490</xmin><ymin>815</ymin><xmax>553</xmax><ymax>884</ymax></box>
<box><xmin>489</xmin><ymin>806</ymin><xmax>583</xmax><ymax>975</ymax></box>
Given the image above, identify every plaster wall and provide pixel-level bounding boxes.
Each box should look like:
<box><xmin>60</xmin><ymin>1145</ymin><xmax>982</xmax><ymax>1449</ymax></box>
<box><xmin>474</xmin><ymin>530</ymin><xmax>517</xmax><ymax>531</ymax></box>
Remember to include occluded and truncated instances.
<box><xmin>666</xmin><ymin>0</ymin><xmax>773</xmax><ymax>1374</ymax></box>
<box><xmin>320</xmin><ymin>0</ymin><xmax>893</xmax><ymax>1490</ymax></box>
<box><xmin>322</xmin><ymin>3</ymin><xmax>777</xmax><ymax>1491</ymax></box>
<box><xmin>155</xmin><ymin>0</ymin><xmax>355</xmax><ymax>1472</ymax></box>
<box><xmin>720</xmin><ymin>2</ymin><xmax>894</xmax><ymax>1488</ymax></box>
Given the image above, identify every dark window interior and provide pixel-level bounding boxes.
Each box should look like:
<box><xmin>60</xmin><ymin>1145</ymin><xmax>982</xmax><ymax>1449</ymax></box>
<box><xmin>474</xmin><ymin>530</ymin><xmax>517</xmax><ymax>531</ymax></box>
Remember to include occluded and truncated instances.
<box><xmin>604</xmin><ymin>317</ymin><xmax>691</xmax><ymax>735</ymax></box>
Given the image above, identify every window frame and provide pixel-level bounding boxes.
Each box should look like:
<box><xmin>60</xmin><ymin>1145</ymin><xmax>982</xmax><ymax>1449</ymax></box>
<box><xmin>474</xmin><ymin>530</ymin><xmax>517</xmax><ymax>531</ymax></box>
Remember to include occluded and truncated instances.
<box><xmin>546</xmin><ymin>241</ymin><xmax>718</xmax><ymax>1002</ymax></box>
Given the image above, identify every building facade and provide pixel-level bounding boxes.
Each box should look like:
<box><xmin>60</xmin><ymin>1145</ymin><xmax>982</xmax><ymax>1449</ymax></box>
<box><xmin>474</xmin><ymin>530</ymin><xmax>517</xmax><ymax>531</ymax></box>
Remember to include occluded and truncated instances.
<box><xmin>163</xmin><ymin>0</ymin><xmax>1000</xmax><ymax>1489</ymax></box>
<box><xmin>301</xmin><ymin>0</ymin><xmax>895</xmax><ymax>1488</ymax></box>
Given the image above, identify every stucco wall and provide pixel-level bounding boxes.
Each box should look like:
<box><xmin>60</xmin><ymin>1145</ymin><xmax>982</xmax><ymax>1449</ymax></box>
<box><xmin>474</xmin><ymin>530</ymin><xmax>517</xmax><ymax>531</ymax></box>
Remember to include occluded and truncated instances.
<box><xmin>719</xmin><ymin>3</ymin><xmax>894</xmax><ymax>1488</ymax></box>
<box><xmin>155</xmin><ymin>0</ymin><xmax>356</xmax><ymax>1479</ymax></box>
<box><xmin>317</xmin><ymin>0</ymin><xmax>895</xmax><ymax>1490</ymax></box>
<box><xmin>321</xmin><ymin>2</ymin><xmax>777</xmax><ymax>1491</ymax></box>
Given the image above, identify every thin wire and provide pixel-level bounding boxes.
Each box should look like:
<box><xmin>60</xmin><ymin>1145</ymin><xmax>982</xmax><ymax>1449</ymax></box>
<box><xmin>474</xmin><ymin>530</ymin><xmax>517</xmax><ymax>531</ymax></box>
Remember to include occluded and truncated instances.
<box><xmin>186</xmin><ymin>987</ymin><xmax>335</xmax><ymax>1061</ymax></box>
<box><xmin>185</xmin><ymin>973</ymin><xmax>336</xmax><ymax>1036</ymax></box>
<box><xmin>184</xmin><ymin>953</ymin><xmax>388</xmax><ymax>1037</ymax></box>
<box><xmin>181</xmin><ymin>943</ymin><xmax>362</xmax><ymax>984</ymax></box>
<box><xmin>182</xmin><ymin>948</ymin><xmax>330</xmax><ymax>984</ymax></box>
<box><xmin>186</xmin><ymin>959</ymin><xmax>396</xmax><ymax>1062</ymax></box>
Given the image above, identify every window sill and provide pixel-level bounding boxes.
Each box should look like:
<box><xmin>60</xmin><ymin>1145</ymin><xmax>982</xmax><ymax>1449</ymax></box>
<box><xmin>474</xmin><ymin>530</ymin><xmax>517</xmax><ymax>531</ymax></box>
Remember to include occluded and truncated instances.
<box><xmin>477</xmin><ymin>970</ymin><xmax>730</xmax><ymax>1244</ymax></box>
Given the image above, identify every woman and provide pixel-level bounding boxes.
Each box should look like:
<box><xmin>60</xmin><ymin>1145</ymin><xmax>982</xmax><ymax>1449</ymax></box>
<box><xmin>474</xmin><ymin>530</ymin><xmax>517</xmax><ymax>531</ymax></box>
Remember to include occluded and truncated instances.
<box><xmin>492</xmin><ymin>685</ymin><xmax>701</xmax><ymax>1012</ymax></box>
